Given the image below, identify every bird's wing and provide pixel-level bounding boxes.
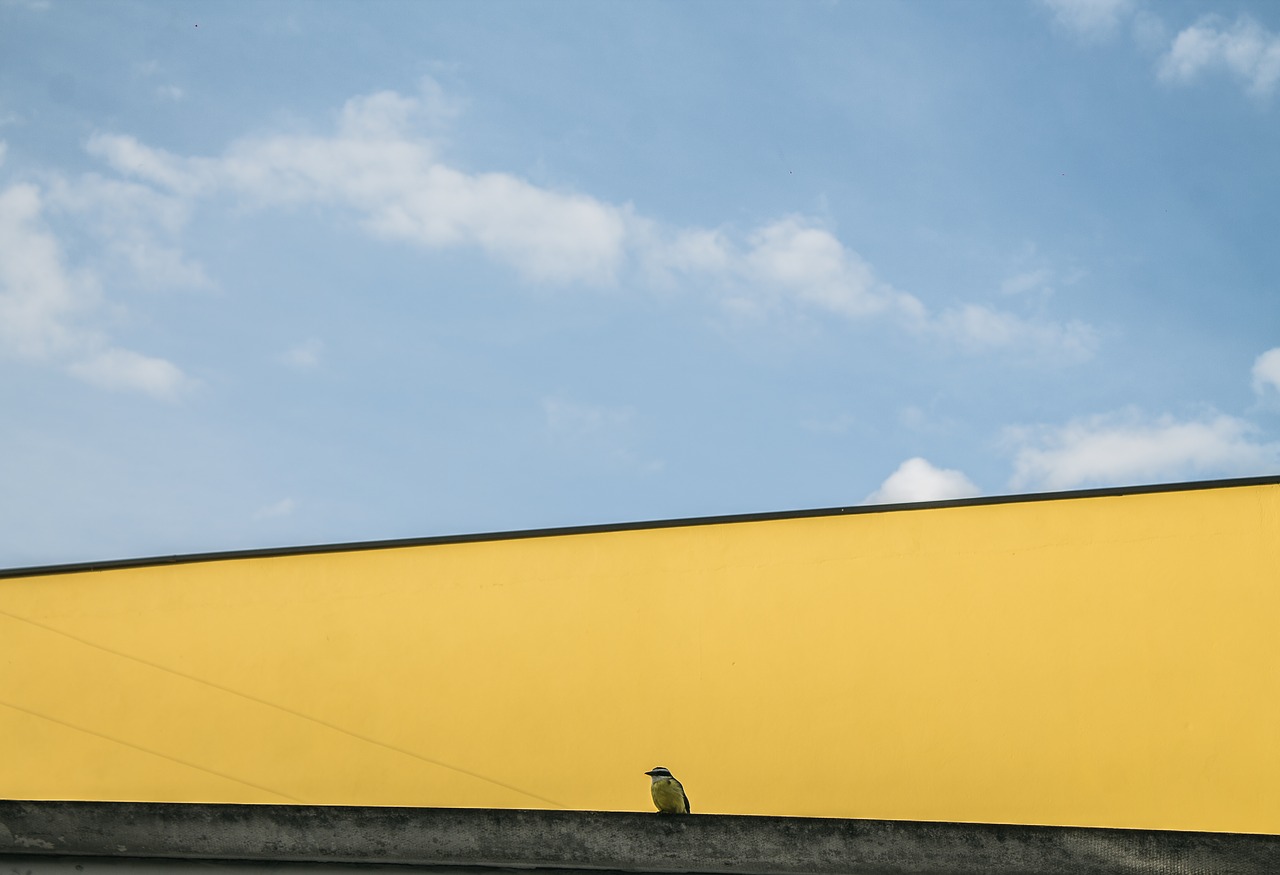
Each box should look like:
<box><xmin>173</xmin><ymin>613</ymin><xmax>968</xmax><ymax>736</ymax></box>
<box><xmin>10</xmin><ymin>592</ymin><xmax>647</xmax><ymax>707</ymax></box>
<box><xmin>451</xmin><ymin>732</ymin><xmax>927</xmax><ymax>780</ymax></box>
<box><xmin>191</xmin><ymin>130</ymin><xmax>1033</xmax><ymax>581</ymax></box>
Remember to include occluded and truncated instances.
<box><xmin>682</xmin><ymin>787</ymin><xmax>690</xmax><ymax>814</ymax></box>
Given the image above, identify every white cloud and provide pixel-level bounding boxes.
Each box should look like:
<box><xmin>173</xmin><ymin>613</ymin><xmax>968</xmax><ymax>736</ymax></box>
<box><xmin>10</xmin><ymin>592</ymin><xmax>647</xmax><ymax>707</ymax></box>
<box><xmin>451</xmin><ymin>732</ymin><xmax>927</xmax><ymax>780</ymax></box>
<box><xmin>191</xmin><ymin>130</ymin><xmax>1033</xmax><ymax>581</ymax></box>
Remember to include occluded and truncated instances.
<box><xmin>741</xmin><ymin>217</ymin><xmax>924</xmax><ymax>320</ymax></box>
<box><xmin>653</xmin><ymin>216</ymin><xmax>1091</xmax><ymax>358</ymax></box>
<box><xmin>45</xmin><ymin>173</ymin><xmax>211</xmax><ymax>291</ymax></box>
<box><xmin>1253</xmin><ymin>347</ymin><xmax>1280</xmax><ymax>396</ymax></box>
<box><xmin>1040</xmin><ymin>0</ymin><xmax>1134</xmax><ymax>41</ymax></box>
<box><xmin>930</xmin><ymin>304</ymin><xmax>1098</xmax><ymax>360</ymax></box>
<box><xmin>699</xmin><ymin>219</ymin><xmax>1091</xmax><ymax>357</ymax></box>
<box><xmin>0</xmin><ymin>140</ymin><xmax>7</xmax><ymax>168</ymax></box>
<box><xmin>110</xmin><ymin>238</ymin><xmax>210</xmax><ymax>289</ymax></box>
<box><xmin>155</xmin><ymin>84</ymin><xmax>185</xmax><ymax>102</ymax></box>
<box><xmin>86</xmin><ymin>133</ymin><xmax>213</xmax><ymax>198</ymax></box>
<box><xmin>634</xmin><ymin>222</ymin><xmax>733</xmax><ymax>282</ymax></box>
<box><xmin>374</xmin><ymin>165</ymin><xmax>628</xmax><ymax>284</ymax></box>
<box><xmin>1043</xmin><ymin>3</ymin><xmax>1280</xmax><ymax>99</ymax></box>
<box><xmin>90</xmin><ymin>84</ymin><xmax>630</xmax><ymax>285</ymax></box>
<box><xmin>864</xmin><ymin>457</ymin><xmax>981</xmax><ymax>504</ymax></box>
<box><xmin>0</xmin><ymin>181</ymin><xmax>191</xmax><ymax>398</ymax></box>
<box><xmin>67</xmin><ymin>347</ymin><xmax>189</xmax><ymax>399</ymax></box>
<box><xmin>83</xmin><ymin>81</ymin><xmax>1096</xmax><ymax>360</ymax></box>
<box><xmin>1007</xmin><ymin>410</ymin><xmax>1280</xmax><ymax>491</ymax></box>
<box><xmin>47</xmin><ymin>173</ymin><xmax>189</xmax><ymax>236</ymax></box>
<box><xmin>1159</xmin><ymin>15</ymin><xmax>1280</xmax><ymax>97</ymax></box>
<box><xmin>0</xmin><ymin>182</ymin><xmax>91</xmax><ymax>359</ymax></box>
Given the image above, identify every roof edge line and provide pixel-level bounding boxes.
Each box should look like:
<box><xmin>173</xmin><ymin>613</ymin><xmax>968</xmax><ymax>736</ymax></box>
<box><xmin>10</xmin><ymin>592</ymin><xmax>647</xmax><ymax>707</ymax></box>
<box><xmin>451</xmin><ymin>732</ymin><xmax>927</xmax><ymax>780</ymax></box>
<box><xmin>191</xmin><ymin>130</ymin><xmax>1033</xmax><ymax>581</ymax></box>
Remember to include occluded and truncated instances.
<box><xmin>3</xmin><ymin>474</ymin><xmax>1278</xmax><ymax>579</ymax></box>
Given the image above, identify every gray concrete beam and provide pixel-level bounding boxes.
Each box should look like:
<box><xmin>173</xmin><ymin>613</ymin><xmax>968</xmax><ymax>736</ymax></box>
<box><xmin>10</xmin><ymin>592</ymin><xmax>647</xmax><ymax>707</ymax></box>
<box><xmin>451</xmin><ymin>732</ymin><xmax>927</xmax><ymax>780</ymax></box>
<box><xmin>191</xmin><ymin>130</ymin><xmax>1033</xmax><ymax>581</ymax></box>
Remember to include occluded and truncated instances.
<box><xmin>2</xmin><ymin>801</ymin><xmax>1278</xmax><ymax>875</ymax></box>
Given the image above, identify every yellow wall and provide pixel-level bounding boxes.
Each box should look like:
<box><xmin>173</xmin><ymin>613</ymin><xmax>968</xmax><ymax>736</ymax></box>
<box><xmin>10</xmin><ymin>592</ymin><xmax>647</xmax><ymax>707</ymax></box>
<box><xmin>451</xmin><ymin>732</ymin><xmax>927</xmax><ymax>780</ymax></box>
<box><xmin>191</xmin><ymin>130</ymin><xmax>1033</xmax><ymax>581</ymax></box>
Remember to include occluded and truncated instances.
<box><xmin>2</xmin><ymin>481</ymin><xmax>1279</xmax><ymax>832</ymax></box>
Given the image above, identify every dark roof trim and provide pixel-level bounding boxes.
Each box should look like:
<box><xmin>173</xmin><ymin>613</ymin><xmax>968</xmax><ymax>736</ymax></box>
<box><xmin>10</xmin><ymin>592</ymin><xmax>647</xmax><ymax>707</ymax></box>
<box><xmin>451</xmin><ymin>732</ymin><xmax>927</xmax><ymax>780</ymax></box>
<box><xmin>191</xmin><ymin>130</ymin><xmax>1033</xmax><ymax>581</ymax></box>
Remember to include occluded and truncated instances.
<box><xmin>2</xmin><ymin>800</ymin><xmax>1279</xmax><ymax>874</ymax></box>
<box><xmin>3</xmin><ymin>474</ymin><xmax>1278</xmax><ymax>580</ymax></box>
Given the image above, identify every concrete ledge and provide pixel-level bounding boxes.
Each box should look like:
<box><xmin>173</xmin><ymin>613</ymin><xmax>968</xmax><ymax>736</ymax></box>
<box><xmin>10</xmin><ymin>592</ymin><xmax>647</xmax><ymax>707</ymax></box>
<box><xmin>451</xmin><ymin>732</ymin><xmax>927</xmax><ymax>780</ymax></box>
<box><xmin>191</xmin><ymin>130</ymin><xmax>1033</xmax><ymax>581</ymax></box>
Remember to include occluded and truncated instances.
<box><xmin>2</xmin><ymin>801</ymin><xmax>1279</xmax><ymax>875</ymax></box>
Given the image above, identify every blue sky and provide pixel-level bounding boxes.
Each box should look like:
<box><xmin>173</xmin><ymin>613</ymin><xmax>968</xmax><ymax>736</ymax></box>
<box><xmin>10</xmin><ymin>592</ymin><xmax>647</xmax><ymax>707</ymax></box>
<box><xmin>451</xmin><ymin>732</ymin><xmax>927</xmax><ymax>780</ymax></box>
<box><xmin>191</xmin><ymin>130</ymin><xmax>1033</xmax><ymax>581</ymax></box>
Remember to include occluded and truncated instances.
<box><xmin>1</xmin><ymin>0</ymin><xmax>1278</xmax><ymax>567</ymax></box>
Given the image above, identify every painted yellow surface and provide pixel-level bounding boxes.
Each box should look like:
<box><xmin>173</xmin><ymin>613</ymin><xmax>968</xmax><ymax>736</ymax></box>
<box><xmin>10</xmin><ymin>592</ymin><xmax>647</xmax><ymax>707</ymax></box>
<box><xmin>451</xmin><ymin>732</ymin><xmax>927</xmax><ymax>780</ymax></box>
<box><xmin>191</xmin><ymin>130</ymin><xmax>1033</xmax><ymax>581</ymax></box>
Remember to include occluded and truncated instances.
<box><xmin>2</xmin><ymin>481</ymin><xmax>1279</xmax><ymax>832</ymax></box>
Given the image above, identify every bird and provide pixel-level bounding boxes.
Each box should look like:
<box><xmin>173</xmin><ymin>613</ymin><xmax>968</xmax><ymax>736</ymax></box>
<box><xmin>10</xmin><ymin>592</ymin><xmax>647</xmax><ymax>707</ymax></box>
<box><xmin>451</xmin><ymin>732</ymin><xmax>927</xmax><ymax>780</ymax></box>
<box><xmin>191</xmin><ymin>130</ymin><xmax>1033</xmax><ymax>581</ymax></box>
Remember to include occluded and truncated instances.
<box><xmin>644</xmin><ymin>766</ymin><xmax>690</xmax><ymax>814</ymax></box>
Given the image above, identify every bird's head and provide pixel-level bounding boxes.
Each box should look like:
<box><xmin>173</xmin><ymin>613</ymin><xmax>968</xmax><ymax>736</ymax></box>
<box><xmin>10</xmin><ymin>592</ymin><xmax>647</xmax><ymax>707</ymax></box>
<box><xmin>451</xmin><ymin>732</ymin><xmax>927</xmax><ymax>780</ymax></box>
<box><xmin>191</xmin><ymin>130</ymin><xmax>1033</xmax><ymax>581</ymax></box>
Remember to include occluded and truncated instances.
<box><xmin>644</xmin><ymin>766</ymin><xmax>673</xmax><ymax>779</ymax></box>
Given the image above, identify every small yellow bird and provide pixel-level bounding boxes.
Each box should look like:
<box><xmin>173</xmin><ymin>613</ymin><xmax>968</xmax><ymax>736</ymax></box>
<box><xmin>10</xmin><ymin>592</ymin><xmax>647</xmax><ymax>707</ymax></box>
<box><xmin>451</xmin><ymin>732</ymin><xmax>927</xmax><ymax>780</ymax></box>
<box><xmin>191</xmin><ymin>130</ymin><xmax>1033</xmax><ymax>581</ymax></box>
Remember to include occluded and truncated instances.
<box><xmin>644</xmin><ymin>766</ymin><xmax>690</xmax><ymax>814</ymax></box>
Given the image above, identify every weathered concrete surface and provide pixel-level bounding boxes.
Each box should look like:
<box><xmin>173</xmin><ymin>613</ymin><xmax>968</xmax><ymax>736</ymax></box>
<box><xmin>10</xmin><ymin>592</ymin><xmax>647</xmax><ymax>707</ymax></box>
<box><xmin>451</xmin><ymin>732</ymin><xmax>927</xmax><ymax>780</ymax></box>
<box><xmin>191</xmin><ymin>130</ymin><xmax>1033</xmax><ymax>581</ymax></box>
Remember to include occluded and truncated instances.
<box><xmin>2</xmin><ymin>801</ymin><xmax>1279</xmax><ymax>875</ymax></box>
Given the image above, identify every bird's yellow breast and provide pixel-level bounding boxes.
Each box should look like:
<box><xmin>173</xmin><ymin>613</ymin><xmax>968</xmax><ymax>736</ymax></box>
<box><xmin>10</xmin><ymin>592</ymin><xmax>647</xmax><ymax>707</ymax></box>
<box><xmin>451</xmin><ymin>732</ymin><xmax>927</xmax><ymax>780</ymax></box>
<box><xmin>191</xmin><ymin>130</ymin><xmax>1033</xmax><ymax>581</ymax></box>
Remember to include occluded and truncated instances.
<box><xmin>650</xmin><ymin>777</ymin><xmax>688</xmax><ymax>814</ymax></box>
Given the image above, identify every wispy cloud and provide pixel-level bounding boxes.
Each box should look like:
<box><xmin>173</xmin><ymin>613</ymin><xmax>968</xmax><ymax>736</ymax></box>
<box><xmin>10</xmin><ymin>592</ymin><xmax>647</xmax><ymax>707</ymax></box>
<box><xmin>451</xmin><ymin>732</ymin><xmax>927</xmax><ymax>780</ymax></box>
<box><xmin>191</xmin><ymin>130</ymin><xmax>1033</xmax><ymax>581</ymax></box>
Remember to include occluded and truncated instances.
<box><xmin>1042</xmin><ymin>3</ymin><xmax>1280</xmax><ymax>100</ymax></box>
<box><xmin>1039</xmin><ymin>0</ymin><xmax>1134</xmax><ymax>42</ymax></box>
<box><xmin>1159</xmin><ymin>14</ymin><xmax>1280</xmax><ymax>97</ymax></box>
<box><xmin>85</xmin><ymin>80</ymin><xmax>1096</xmax><ymax>361</ymax></box>
<box><xmin>1253</xmin><ymin>347</ymin><xmax>1280</xmax><ymax>396</ymax></box>
<box><xmin>1006</xmin><ymin>351</ymin><xmax>1280</xmax><ymax>490</ymax></box>
<box><xmin>0</xmin><ymin>182</ymin><xmax>88</xmax><ymax>360</ymax></box>
<box><xmin>281</xmin><ymin>338</ymin><xmax>324</xmax><ymax>371</ymax></box>
<box><xmin>929</xmin><ymin>304</ymin><xmax>1098</xmax><ymax>360</ymax></box>
<box><xmin>253</xmin><ymin>497</ymin><xmax>298</xmax><ymax>520</ymax></box>
<box><xmin>542</xmin><ymin>395</ymin><xmax>662</xmax><ymax>473</ymax></box>
<box><xmin>1006</xmin><ymin>409</ymin><xmax>1280</xmax><ymax>490</ymax></box>
<box><xmin>864</xmin><ymin>457</ymin><xmax>981</xmax><ymax>504</ymax></box>
<box><xmin>0</xmin><ymin>179</ymin><xmax>192</xmax><ymax>398</ymax></box>
<box><xmin>738</xmin><ymin>216</ymin><xmax>922</xmax><ymax>320</ymax></box>
<box><xmin>67</xmin><ymin>346</ymin><xmax>188</xmax><ymax>399</ymax></box>
<box><xmin>44</xmin><ymin>173</ymin><xmax>211</xmax><ymax>291</ymax></box>
<box><xmin>543</xmin><ymin>395</ymin><xmax>636</xmax><ymax>442</ymax></box>
<box><xmin>134</xmin><ymin>58</ymin><xmax>187</xmax><ymax>103</ymax></box>
<box><xmin>1000</xmin><ymin>268</ymin><xmax>1053</xmax><ymax>297</ymax></box>
<box><xmin>88</xmin><ymin>85</ymin><xmax>630</xmax><ymax>285</ymax></box>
